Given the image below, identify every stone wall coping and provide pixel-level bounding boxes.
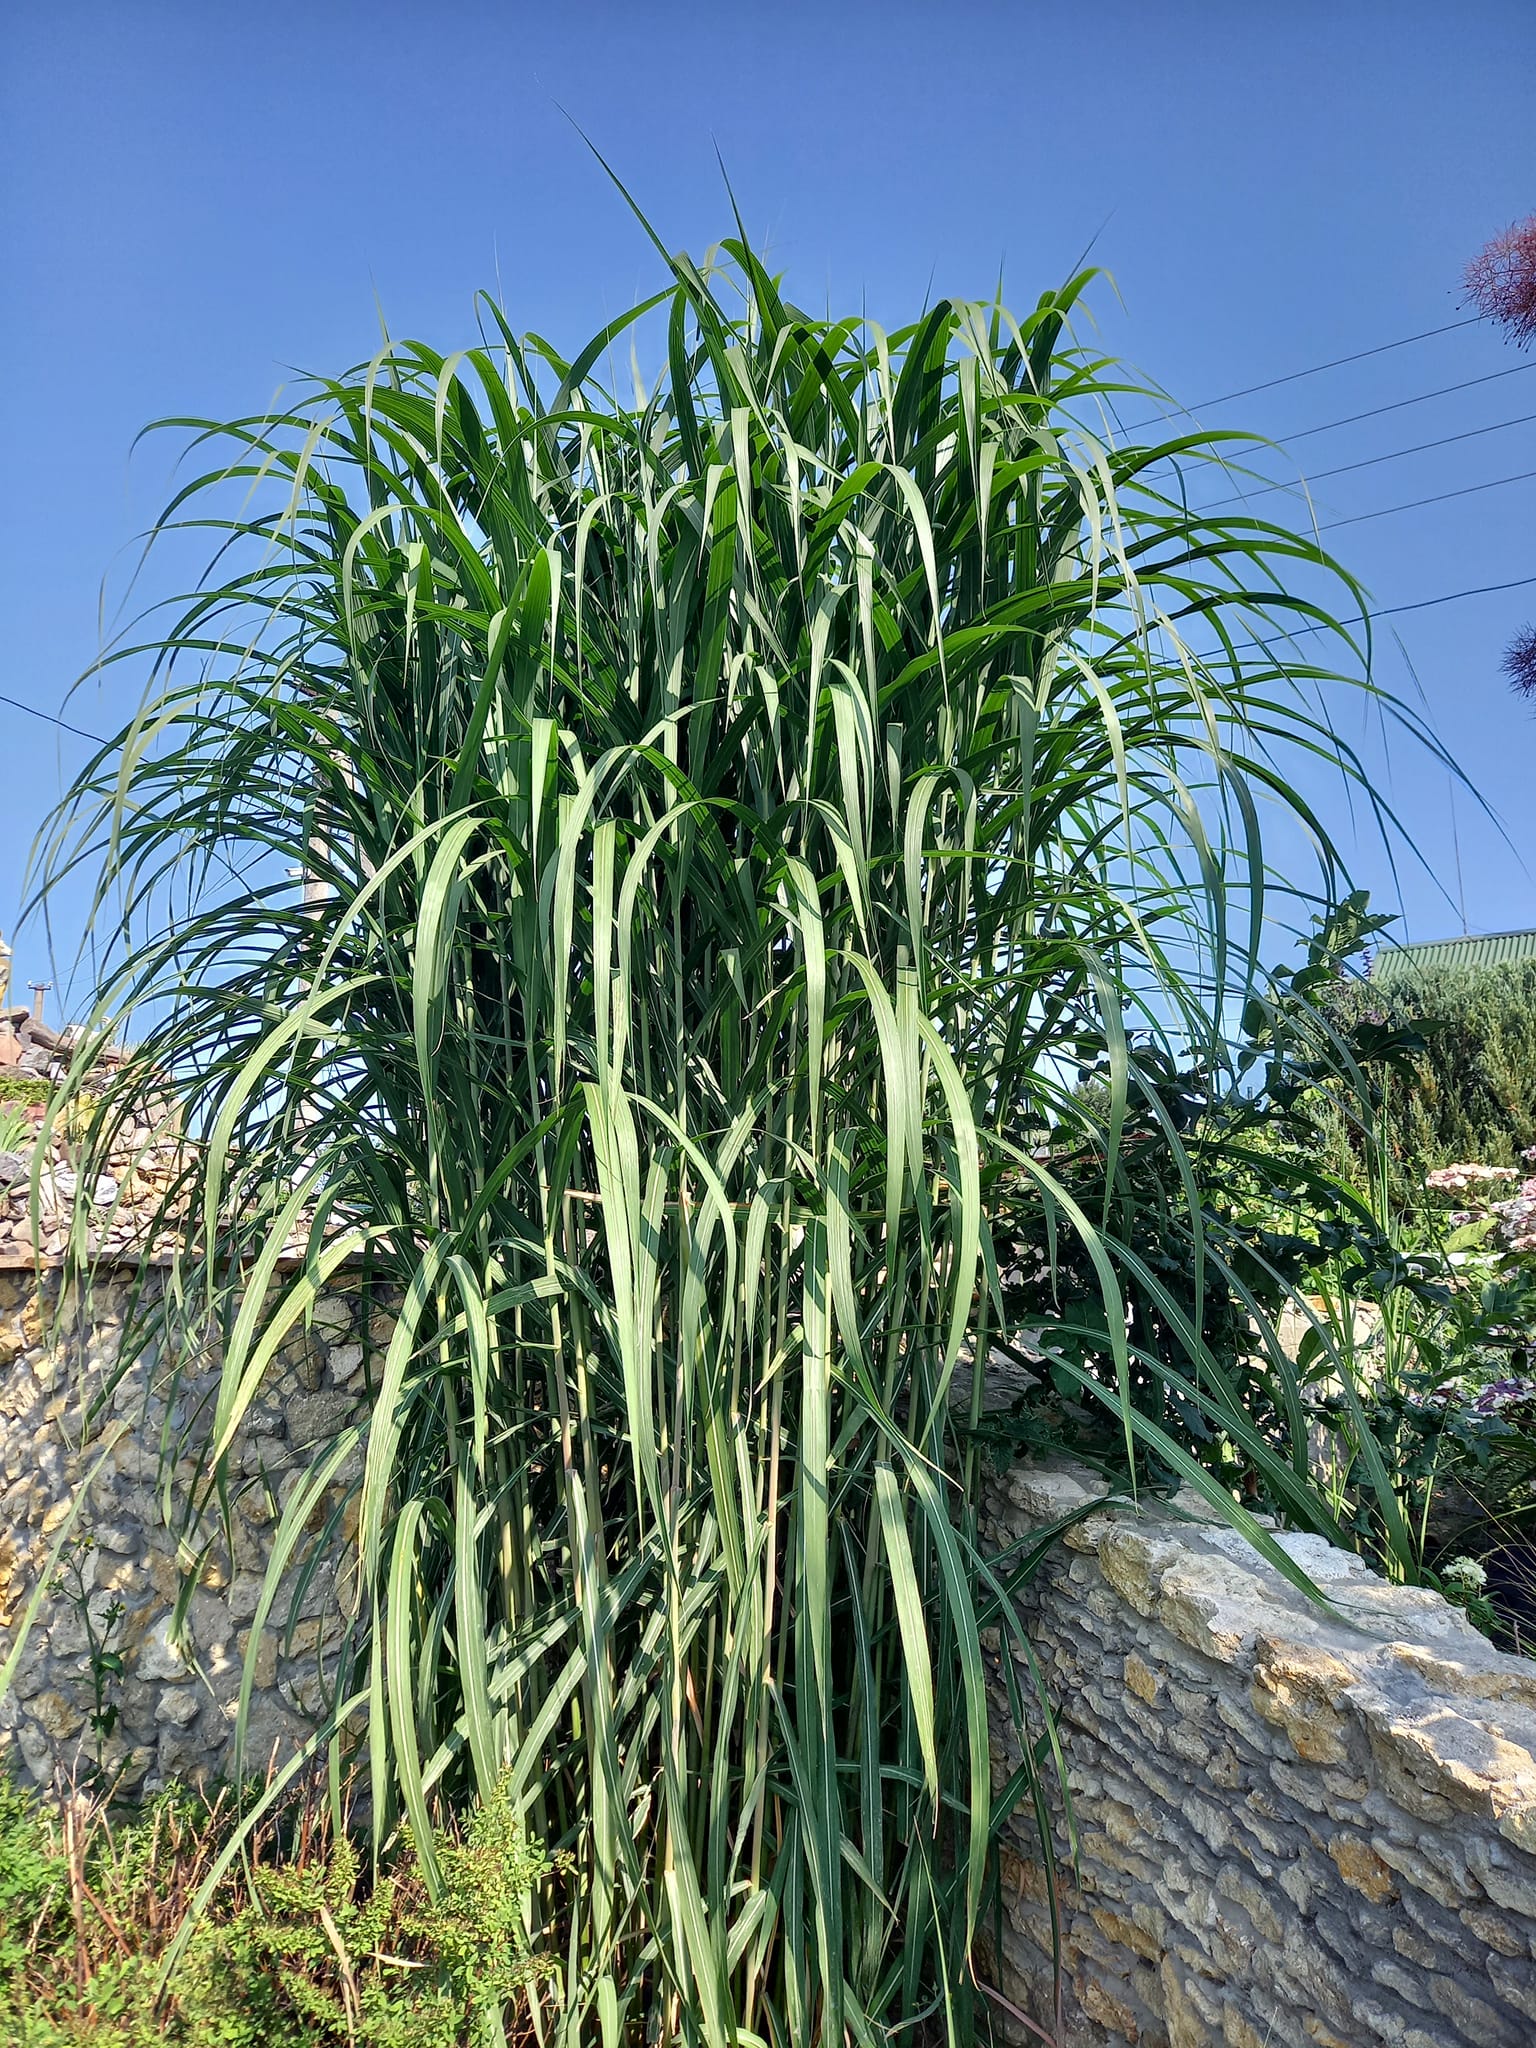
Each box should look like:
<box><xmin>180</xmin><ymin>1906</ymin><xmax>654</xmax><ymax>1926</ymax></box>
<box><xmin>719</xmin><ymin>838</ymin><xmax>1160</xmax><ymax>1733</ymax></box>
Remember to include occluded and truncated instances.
<box><xmin>999</xmin><ymin>1458</ymin><xmax>1536</xmax><ymax>1859</ymax></box>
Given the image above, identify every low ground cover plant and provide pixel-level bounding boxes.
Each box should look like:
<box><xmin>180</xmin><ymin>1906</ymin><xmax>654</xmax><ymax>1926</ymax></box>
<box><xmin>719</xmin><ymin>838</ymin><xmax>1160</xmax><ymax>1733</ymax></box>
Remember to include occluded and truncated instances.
<box><xmin>0</xmin><ymin>1770</ymin><xmax>553</xmax><ymax>2046</ymax></box>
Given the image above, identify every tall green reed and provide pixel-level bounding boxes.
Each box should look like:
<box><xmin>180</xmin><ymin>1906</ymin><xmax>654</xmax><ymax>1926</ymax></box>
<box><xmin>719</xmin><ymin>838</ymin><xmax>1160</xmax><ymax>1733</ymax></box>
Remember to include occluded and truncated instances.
<box><xmin>35</xmin><ymin>237</ymin><xmax>1428</xmax><ymax>2044</ymax></box>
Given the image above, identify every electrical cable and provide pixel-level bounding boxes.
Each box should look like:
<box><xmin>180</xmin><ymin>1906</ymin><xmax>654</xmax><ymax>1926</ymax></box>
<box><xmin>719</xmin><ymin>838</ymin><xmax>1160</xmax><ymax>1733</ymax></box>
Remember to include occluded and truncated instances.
<box><xmin>1204</xmin><ymin>409</ymin><xmax>1536</xmax><ymax>508</ymax></box>
<box><xmin>1316</xmin><ymin>468</ymin><xmax>1536</xmax><ymax>532</ymax></box>
<box><xmin>0</xmin><ymin>692</ymin><xmax>107</xmax><ymax>745</ymax></box>
<box><xmin>1144</xmin><ymin>359</ymin><xmax>1536</xmax><ymax>461</ymax></box>
<box><xmin>10</xmin><ymin>326</ymin><xmax>1533</xmax><ymax>753</ymax></box>
<box><xmin>1119</xmin><ymin>315</ymin><xmax>1481</xmax><ymax>431</ymax></box>
<box><xmin>1243</xmin><ymin>360</ymin><xmax>1536</xmax><ymax>446</ymax></box>
<box><xmin>1217</xmin><ymin>574</ymin><xmax>1536</xmax><ymax>657</ymax></box>
<box><xmin>1354</xmin><ymin>572</ymin><xmax>1536</xmax><ymax>622</ymax></box>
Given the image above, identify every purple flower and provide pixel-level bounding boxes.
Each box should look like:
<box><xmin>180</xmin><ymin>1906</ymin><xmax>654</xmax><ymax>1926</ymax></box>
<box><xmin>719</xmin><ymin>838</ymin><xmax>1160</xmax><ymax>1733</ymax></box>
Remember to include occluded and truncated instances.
<box><xmin>1474</xmin><ymin>1378</ymin><xmax>1536</xmax><ymax>1414</ymax></box>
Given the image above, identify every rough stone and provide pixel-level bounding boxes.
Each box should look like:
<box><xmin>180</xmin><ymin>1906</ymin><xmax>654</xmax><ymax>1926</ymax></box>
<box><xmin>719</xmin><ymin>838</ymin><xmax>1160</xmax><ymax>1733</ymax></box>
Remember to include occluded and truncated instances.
<box><xmin>308</xmin><ymin>1297</ymin><xmax>351</xmax><ymax>1336</ymax></box>
<box><xmin>154</xmin><ymin>1685</ymin><xmax>202</xmax><ymax>1727</ymax></box>
<box><xmin>0</xmin><ymin>1269</ymin><xmax>374</xmax><ymax>1791</ymax></box>
<box><xmin>285</xmin><ymin>1391</ymin><xmax>353</xmax><ymax>1449</ymax></box>
<box><xmin>135</xmin><ymin>1617</ymin><xmax>193</xmax><ymax>1684</ymax></box>
<box><xmin>1328</xmin><ymin>1834</ymin><xmax>1399</xmax><ymax>1904</ymax></box>
<box><xmin>327</xmin><ymin>1343</ymin><xmax>365</xmax><ymax>1384</ymax></box>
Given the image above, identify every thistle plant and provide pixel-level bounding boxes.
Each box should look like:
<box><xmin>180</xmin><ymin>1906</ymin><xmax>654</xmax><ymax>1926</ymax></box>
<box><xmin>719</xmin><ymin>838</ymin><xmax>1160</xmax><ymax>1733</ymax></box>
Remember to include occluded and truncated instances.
<box><xmin>37</xmin><ymin>231</ymin><xmax>1420</xmax><ymax>2044</ymax></box>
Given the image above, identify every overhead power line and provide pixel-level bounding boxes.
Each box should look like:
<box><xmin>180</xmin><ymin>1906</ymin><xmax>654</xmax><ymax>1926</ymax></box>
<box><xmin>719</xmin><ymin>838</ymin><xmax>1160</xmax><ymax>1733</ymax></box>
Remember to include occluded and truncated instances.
<box><xmin>1205</xmin><ymin>408</ymin><xmax>1536</xmax><ymax>508</ymax></box>
<box><xmin>1121</xmin><ymin>315</ymin><xmax>1481</xmax><ymax>432</ymax></box>
<box><xmin>1366</xmin><ymin>572</ymin><xmax>1536</xmax><ymax>622</ymax></box>
<box><xmin>1317</xmin><ymin>467</ymin><xmax>1536</xmax><ymax>532</ymax></box>
<box><xmin>1133</xmin><ymin>361</ymin><xmax>1536</xmax><ymax>475</ymax></box>
<box><xmin>1254</xmin><ymin>359</ymin><xmax>1536</xmax><ymax>448</ymax></box>
<box><xmin>9</xmin><ymin>339</ymin><xmax>1531</xmax><ymax>753</ymax></box>
<box><xmin>1221</xmin><ymin>574</ymin><xmax>1536</xmax><ymax>656</ymax></box>
<box><xmin>0</xmin><ymin>691</ymin><xmax>107</xmax><ymax>744</ymax></box>
<box><xmin>1176</xmin><ymin>317</ymin><xmax>1481</xmax><ymax>412</ymax></box>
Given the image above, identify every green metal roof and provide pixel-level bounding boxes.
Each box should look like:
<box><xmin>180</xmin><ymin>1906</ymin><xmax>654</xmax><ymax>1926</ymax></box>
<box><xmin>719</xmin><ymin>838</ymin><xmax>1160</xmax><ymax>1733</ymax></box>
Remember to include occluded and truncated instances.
<box><xmin>1372</xmin><ymin>928</ymin><xmax>1536</xmax><ymax>979</ymax></box>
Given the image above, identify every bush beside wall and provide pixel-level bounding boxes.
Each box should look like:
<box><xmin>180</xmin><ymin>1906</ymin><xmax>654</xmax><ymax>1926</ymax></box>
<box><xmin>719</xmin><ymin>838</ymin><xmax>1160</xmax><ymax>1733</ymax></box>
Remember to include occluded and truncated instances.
<box><xmin>1324</xmin><ymin>959</ymin><xmax>1536</xmax><ymax>1175</ymax></box>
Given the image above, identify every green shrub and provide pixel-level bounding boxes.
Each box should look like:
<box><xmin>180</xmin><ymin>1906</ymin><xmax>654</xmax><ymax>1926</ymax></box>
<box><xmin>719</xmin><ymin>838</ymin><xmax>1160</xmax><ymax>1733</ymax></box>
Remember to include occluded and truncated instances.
<box><xmin>0</xmin><ymin>1773</ymin><xmax>553</xmax><ymax>2046</ymax></box>
<box><xmin>0</xmin><ymin>1778</ymin><xmax>69</xmax><ymax>1988</ymax></box>
<box><xmin>176</xmin><ymin>1780</ymin><xmax>553</xmax><ymax>2048</ymax></box>
<box><xmin>0</xmin><ymin>1077</ymin><xmax>51</xmax><ymax>1108</ymax></box>
<box><xmin>1323</xmin><ymin>958</ymin><xmax>1536</xmax><ymax>1178</ymax></box>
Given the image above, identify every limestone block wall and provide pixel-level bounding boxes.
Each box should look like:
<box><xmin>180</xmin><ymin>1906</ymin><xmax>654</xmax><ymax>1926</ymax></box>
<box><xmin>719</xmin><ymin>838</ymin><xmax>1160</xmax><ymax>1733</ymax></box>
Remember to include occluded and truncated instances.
<box><xmin>0</xmin><ymin>1266</ymin><xmax>374</xmax><ymax>1794</ymax></box>
<box><xmin>982</xmin><ymin>1464</ymin><xmax>1536</xmax><ymax>2048</ymax></box>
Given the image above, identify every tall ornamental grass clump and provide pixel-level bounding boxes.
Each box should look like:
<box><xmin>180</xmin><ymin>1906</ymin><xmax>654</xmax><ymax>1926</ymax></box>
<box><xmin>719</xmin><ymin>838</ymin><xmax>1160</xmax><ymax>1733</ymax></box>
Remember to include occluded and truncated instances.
<box><xmin>38</xmin><ymin>234</ymin><xmax>1412</xmax><ymax>2044</ymax></box>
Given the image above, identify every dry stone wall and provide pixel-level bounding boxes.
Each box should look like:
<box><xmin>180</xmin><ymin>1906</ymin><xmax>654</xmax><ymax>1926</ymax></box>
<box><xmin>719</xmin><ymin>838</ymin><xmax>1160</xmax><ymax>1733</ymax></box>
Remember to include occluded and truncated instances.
<box><xmin>983</xmin><ymin>1463</ymin><xmax>1536</xmax><ymax>2048</ymax></box>
<box><xmin>0</xmin><ymin>1266</ymin><xmax>372</xmax><ymax>1794</ymax></box>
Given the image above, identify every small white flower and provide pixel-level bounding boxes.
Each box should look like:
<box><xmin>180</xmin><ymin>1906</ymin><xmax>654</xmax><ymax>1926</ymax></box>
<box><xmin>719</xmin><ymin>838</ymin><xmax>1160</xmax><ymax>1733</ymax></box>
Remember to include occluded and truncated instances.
<box><xmin>1443</xmin><ymin>1555</ymin><xmax>1488</xmax><ymax>1594</ymax></box>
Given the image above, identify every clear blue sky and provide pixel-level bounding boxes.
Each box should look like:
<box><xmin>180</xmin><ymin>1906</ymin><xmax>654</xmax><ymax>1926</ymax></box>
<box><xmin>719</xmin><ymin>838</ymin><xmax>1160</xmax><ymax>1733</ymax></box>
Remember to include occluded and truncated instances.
<box><xmin>4</xmin><ymin>0</ymin><xmax>1534</xmax><ymax>1014</ymax></box>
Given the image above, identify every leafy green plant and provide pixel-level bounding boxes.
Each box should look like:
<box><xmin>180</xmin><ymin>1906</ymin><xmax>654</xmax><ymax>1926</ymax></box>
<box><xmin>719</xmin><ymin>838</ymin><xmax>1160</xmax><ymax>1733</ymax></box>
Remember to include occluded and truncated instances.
<box><xmin>175</xmin><ymin>1784</ymin><xmax>553</xmax><ymax>2047</ymax></box>
<box><xmin>1322</xmin><ymin>1158</ymin><xmax>1536</xmax><ymax>1635</ymax></box>
<box><xmin>0</xmin><ymin>1077</ymin><xmax>51</xmax><ymax>1109</ymax></box>
<box><xmin>36</xmin><ymin>229</ymin><xmax>1423</xmax><ymax>2043</ymax></box>
<box><xmin>977</xmin><ymin>898</ymin><xmax>1450</xmax><ymax>1558</ymax></box>
<box><xmin>1323</xmin><ymin>957</ymin><xmax>1536</xmax><ymax>1182</ymax></box>
<box><xmin>0</xmin><ymin>1105</ymin><xmax>36</xmax><ymax>1153</ymax></box>
<box><xmin>1437</xmin><ymin>1553</ymin><xmax>1499</xmax><ymax>1635</ymax></box>
<box><xmin>0</xmin><ymin>1778</ymin><xmax>68</xmax><ymax>1990</ymax></box>
<box><xmin>51</xmin><ymin>1537</ymin><xmax>127</xmax><ymax>1773</ymax></box>
<box><xmin>0</xmin><ymin>1771</ymin><xmax>553</xmax><ymax>2046</ymax></box>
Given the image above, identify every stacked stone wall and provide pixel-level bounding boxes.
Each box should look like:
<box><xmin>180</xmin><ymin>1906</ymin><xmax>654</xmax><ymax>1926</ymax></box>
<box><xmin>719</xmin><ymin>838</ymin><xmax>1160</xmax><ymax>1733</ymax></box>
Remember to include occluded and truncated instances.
<box><xmin>0</xmin><ymin>1267</ymin><xmax>372</xmax><ymax>1793</ymax></box>
<box><xmin>983</xmin><ymin>1464</ymin><xmax>1536</xmax><ymax>2047</ymax></box>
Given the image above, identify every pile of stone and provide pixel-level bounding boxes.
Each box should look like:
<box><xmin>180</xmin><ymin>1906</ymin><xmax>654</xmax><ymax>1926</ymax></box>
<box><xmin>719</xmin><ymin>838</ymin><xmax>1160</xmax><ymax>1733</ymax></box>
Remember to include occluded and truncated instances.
<box><xmin>0</xmin><ymin>1002</ymin><xmax>122</xmax><ymax>1075</ymax></box>
<box><xmin>0</xmin><ymin>1009</ymin><xmax>192</xmax><ymax>1267</ymax></box>
<box><xmin>0</xmin><ymin>1008</ymin><xmax>329</xmax><ymax>1269</ymax></box>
